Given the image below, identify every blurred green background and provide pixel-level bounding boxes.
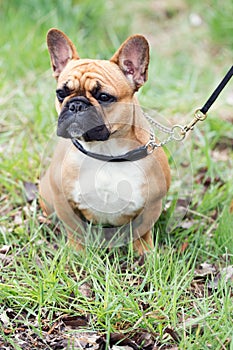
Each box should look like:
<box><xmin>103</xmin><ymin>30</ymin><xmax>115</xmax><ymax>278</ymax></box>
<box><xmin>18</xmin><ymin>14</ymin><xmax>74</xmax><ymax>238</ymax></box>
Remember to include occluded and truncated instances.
<box><xmin>1</xmin><ymin>0</ymin><xmax>232</xmax><ymax>105</ymax></box>
<box><xmin>1</xmin><ymin>0</ymin><xmax>232</xmax><ymax>125</ymax></box>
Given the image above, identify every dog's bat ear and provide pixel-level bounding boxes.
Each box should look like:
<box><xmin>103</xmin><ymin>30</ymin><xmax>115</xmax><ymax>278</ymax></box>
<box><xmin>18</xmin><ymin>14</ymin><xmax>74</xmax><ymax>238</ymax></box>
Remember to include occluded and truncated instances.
<box><xmin>47</xmin><ymin>28</ymin><xmax>79</xmax><ymax>79</ymax></box>
<box><xmin>110</xmin><ymin>35</ymin><xmax>150</xmax><ymax>91</ymax></box>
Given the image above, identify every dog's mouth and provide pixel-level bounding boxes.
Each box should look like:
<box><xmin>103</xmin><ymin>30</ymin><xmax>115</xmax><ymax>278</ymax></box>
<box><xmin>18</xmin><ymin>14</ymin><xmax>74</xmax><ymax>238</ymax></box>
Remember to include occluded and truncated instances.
<box><xmin>58</xmin><ymin>121</ymin><xmax>110</xmax><ymax>142</ymax></box>
<box><xmin>57</xmin><ymin>97</ymin><xmax>111</xmax><ymax>142</ymax></box>
<box><xmin>65</xmin><ymin>123</ymin><xmax>83</xmax><ymax>139</ymax></box>
<box><xmin>81</xmin><ymin>124</ymin><xmax>110</xmax><ymax>142</ymax></box>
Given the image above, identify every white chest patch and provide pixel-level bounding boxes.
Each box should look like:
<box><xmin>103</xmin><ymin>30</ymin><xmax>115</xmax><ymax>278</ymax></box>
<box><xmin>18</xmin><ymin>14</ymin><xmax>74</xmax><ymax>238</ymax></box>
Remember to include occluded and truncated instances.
<box><xmin>72</xmin><ymin>159</ymin><xmax>147</xmax><ymax>225</ymax></box>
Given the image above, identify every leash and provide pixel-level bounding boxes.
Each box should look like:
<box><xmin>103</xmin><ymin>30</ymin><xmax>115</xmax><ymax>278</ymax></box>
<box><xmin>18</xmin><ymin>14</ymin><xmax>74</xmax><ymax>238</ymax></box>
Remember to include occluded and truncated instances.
<box><xmin>72</xmin><ymin>65</ymin><xmax>233</xmax><ymax>161</ymax></box>
<box><xmin>200</xmin><ymin>65</ymin><xmax>233</xmax><ymax>115</ymax></box>
<box><xmin>146</xmin><ymin>65</ymin><xmax>233</xmax><ymax>146</ymax></box>
<box><xmin>180</xmin><ymin>64</ymin><xmax>233</xmax><ymax>138</ymax></box>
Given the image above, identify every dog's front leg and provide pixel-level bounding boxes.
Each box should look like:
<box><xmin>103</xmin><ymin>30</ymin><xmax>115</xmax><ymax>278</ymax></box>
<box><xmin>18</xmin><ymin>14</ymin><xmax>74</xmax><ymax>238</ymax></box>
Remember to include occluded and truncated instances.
<box><xmin>52</xmin><ymin>195</ymin><xmax>85</xmax><ymax>251</ymax></box>
<box><xmin>133</xmin><ymin>230</ymin><xmax>153</xmax><ymax>255</ymax></box>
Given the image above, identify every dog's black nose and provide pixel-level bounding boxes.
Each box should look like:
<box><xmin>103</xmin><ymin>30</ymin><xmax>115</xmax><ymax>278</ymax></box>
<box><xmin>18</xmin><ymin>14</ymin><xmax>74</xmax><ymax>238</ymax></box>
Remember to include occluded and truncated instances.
<box><xmin>68</xmin><ymin>97</ymin><xmax>90</xmax><ymax>113</ymax></box>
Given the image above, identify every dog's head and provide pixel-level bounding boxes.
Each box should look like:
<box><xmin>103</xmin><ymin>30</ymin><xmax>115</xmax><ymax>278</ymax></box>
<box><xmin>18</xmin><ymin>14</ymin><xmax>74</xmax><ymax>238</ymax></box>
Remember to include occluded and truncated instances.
<box><xmin>47</xmin><ymin>29</ymin><xmax>150</xmax><ymax>142</ymax></box>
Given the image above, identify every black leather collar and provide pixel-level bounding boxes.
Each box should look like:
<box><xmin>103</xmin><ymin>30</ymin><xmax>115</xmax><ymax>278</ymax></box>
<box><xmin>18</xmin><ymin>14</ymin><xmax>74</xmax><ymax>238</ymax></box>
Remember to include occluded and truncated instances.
<box><xmin>71</xmin><ymin>138</ymin><xmax>153</xmax><ymax>162</ymax></box>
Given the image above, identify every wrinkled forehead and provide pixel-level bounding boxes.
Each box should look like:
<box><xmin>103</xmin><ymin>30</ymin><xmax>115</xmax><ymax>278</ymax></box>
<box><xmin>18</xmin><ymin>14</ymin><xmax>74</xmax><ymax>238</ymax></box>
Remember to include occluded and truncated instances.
<box><xmin>57</xmin><ymin>59</ymin><xmax>131</xmax><ymax>97</ymax></box>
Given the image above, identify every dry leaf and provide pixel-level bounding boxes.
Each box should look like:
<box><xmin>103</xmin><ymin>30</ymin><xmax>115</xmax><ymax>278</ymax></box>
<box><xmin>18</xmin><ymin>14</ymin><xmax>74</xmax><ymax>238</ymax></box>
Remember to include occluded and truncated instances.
<box><xmin>108</xmin><ymin>333</ymin><xmax>139</xmax><ymax>349</ymax></box>
<box><xmin>112</xmin><ymin>346</ymin><xmax>134</xmax><ymax>350</ymax></box>
<box><xmin>180</xmin><ymin>241</ymin><xmax>189</xmax><ymax>253</ymax></box>
<box><xmin>194</xmin><ymin>262</ymin><xmax>216</xmax><ymax>278</ymax></box>
<box><xmin>0</xmin><ymin>311</ymin><xmax>10</xmax><ymax>326</ymax></box>
<box><xmin>62</xmin><ymin>315</ymin><xmax>89</xmax><ymax>328</ymax></box>
<box><xmin>163</xmin><ymin>327</ymin><xmax>180</xmax><ymax>343</ymax></box>
<box><xmin>0</xmin><ymin>245</ymin><xmax>10</xmax><ymax>254</ymax></box>
<box><xmin>208</xmin><ymin>265</ymin><xmax>233</xmax><ymax>290</ymax></box>
<box><xmin>23</xmin><ymin>181</ymin><xmax>38</xmax><ymax>202</ymax></box>
<box><xmin>221</xmin><ymin>265</ymin><xmax>233</xmax><ymax>283</ymax></box>
<box><xmin>78</xmin><ymin>282</ymin><xmax>92</xmax><ymax>299</ymax></box>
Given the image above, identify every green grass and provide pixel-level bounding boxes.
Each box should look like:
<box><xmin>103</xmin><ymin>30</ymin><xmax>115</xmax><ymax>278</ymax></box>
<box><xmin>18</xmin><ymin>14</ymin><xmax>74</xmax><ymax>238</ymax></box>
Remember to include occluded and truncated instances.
<box><xmin>0</xmin><ymin>0</ymin><xmax>233</xmax><ymax>349</ymax></box>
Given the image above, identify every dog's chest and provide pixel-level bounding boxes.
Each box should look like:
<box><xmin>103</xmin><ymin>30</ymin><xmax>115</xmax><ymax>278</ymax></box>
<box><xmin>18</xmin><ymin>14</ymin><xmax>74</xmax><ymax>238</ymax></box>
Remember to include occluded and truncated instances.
<box><xmin>71</xmin><ymin>160</ymin><xmax>146</xmax><ymax>225</ymax></box>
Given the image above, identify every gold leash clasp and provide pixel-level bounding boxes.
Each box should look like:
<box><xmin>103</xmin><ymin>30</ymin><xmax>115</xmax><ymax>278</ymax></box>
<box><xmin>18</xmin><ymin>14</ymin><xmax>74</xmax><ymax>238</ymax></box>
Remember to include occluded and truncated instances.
<box><xmin>169</xmin><ymin>109</ymin><xmax>207</xmax><ymax>142</ymax></box>
<box><xmin>181</xmin><ymin>109</ymin><xmax>207</xmax><ymax>136</ymax></box>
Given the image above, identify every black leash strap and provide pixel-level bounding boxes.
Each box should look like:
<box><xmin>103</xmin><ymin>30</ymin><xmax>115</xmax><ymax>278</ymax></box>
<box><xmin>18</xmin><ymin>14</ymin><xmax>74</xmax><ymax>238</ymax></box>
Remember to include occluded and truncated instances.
<box><xmin>181</xmin><ymin>65</ymin><xmax>233</xmax><ymax>136</ymax></box>
<box><xmin>200</xmin><ymin>65</ymin><xmax>233</xmax><ymax>114</ymax></box>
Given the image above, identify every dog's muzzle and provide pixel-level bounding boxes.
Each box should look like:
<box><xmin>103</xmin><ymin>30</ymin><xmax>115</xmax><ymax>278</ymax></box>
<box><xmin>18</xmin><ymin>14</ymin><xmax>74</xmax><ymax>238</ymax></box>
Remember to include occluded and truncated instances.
<box><xmin>57</xmin><ymin>96</ymin><xmax>110</xmax><ymax>142</ymax></box>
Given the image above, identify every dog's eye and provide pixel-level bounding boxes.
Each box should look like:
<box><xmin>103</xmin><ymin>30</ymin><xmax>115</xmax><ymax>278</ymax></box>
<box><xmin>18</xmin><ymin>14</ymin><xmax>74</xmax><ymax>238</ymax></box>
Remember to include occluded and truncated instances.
<box><xmin>99</xmin><ymin>93</ymin><xmax>110</xmax><ymax>102</ymax></box>
<box><xmin>98</xmin><ymin>93</ymin><xmax>116</xmax><ymax>104</ymax></box>
<box><xmin>56</xmin><ymin>89</ymin><xmax>69</xmax><ymax>103</ymax></box>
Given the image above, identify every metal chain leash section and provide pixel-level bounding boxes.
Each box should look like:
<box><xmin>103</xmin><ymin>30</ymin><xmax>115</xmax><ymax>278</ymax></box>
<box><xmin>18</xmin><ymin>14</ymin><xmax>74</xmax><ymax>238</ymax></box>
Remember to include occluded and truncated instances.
<box><xmin>144</xmin><ymin>65</ymin><xmax>233</xmax><ymax>154</ymax></box>
<box><xmin>144</xmin><ymin>109</ymin><xmax>207</xmax><ymax>153</ymax></box>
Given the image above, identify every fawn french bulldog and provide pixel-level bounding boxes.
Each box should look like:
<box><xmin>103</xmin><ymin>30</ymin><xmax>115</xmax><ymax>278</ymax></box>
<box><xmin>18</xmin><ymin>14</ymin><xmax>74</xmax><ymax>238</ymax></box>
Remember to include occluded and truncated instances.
<box><xmin>39</xmin><ymin>29</ymin><xmax>170</xmax><ymax>254</ymax></box>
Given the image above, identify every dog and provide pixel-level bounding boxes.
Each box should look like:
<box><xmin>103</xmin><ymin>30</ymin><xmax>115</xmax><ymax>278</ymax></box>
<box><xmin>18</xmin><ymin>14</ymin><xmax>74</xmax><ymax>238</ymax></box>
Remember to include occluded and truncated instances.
<box><xmin>39</xmin><ymin>28</ymin><xmax>170</xmax><ymax>254</ymax></box>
